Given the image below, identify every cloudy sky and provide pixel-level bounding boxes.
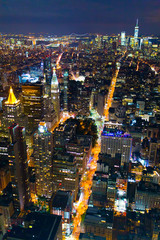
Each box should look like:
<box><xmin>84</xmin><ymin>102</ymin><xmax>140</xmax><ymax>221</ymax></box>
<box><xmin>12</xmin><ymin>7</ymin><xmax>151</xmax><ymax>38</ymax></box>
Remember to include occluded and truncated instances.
<box><xmin>0</xmin><ymin>0</ymin><xmax>159</xmax><ymax>35</ymax></box>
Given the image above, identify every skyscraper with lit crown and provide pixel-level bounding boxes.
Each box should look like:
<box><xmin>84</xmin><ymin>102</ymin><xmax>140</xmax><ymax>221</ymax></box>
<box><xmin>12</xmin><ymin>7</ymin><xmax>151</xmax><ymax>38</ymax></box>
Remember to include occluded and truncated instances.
<box><xmin>4</xmin><ymin>87</ymin><xmax>21</xmax><ymax>128</ymax></box>
<box><xmin>134</xmin><ymin>19</ymin><xmax>139</xmax><ymax>47</ymax></box>
<box><xmin>3</xmin><ymin>86</ymin><xmax>28</xmax><ymax>133</ymax></box>
<box><xmin>51</xmin><ymin>67</ymin><xmax>60</xmax><ymax>121</ymax></box>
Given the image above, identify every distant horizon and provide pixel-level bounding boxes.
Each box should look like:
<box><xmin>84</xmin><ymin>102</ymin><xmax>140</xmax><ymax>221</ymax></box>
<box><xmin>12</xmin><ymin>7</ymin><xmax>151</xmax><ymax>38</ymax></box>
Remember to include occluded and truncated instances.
<box><xmin>1</xmin><ymin>31</ymin><xmax>160</xmax><ymax>38</ymax></box>
<box><xmin>0</xmin><ymin>0</ymin><xmax>159</xmax><ymax>37</ymax></box>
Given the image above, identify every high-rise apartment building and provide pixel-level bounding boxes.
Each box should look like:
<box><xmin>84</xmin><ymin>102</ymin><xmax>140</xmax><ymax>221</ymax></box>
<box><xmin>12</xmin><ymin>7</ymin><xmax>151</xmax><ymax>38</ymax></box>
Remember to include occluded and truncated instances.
<box><xmin>9</xmin><ymin>123</ymin><xmax>30</xmax><ymax>211</ymax></box>
<box><xmin>101</xmin><ymin>127</ymin><xmax>132</xmax><ymax>165</ymax></box>
<box><xmin>51</xmin><ymin>68</ymin><xmax>60</xmax><ymax>121</ymax></box>
<box><xmin>34</xmin><ymin>122</ymin><xmax>53</xmax><ymax>198</ymax></box>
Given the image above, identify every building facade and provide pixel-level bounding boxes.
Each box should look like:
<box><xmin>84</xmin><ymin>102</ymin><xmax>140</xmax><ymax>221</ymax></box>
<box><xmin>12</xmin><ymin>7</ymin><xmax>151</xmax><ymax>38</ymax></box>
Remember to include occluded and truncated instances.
<box><xmin>34</xmin><ymin>122</ymin><xmax>53</xmax><ymax>198</ymax></box>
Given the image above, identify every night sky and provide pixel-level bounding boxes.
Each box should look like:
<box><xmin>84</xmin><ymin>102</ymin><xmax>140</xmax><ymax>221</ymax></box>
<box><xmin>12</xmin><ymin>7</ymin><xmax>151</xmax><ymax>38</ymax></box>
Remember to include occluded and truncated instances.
<box><xmin>0</xmin><ymin>0</ymin><xmax>159</xmax><ymax>35</ymax></box>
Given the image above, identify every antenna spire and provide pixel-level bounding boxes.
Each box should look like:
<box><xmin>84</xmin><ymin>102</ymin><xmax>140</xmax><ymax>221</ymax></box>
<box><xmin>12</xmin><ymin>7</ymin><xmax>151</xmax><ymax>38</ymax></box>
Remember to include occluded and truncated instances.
<box><xmin>136</xmin><ymin>19</ymin><xmax>138</xmax><ymax>26</ymax></box>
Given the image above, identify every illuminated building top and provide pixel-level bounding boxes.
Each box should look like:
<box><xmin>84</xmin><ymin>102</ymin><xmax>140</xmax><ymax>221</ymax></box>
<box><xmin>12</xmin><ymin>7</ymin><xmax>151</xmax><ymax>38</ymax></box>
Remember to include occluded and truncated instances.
<box><xmin>38</xmin><ymin>122</ymin><xmax>48</xmax><ymax>133</ymax></box>
<box><xmin>102</xmin><ymin>128</ymin><xmax>131</xmax><ymax>138</ymax></box>
<box><xmin>134</xmin><ymin>19</ymin><xmax>139</xmax><ymax>45</ymax></box>
<box><xmin>5</xmin><ymin>86</ymin><xmax>19</xmax><ymax>105</ymax></box>
<box><xmin>51</xmin><ymin>67</ymin><xmax>58</xmax><ymax>87</ymax></box>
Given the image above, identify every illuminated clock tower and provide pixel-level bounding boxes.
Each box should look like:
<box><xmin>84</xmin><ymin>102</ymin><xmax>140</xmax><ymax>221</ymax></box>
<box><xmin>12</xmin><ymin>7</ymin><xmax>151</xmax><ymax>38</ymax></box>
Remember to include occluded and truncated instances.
<box><xmin>51</xmin><ymin>67</ymin><xmax>60</xmax><ymax>121</ymax></box>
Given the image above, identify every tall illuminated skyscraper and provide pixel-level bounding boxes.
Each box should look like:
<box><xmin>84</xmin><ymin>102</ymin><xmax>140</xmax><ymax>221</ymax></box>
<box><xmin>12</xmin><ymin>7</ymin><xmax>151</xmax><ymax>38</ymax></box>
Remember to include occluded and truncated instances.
<box><xmin>121</xmin><ymin>31</ymin><xmax>126</xmax><ymax>46</ymax></box>
<box><xmin>63</xmin><ymin>70</ymin><xmax>68</xmax><ymax>112</ymax></box>
<box><xmin>34</xmin><ymin>122</ymin><xmax>53</xmax><ymax>198</ymax></box>
<box><xmin>9</xmin><ymin>123</ymin><xmax>30</xmax><ymax>211</ymax></box>
<box><xmin>4</xmin><ymin>86</ymin><xmax>27</xmax><ymax>131</ymax></box>
<box><xmin>51</xmin><ymin>67</ymin><xmax>60</xmax><ymax>121</ymax></box>
<box><xmin>4</xmin><ymin>87</ymin><xmax>21</xmax><ymax>128</ymax></box>
<box><xmin>134</xmin><ymin>19</ymin><xmax>139</xmax><ymax>47</ymax></box>
<box><xmin>22</xmin><ymin>83</ymin><xmax>44</xmax><ymax>132</ymax></box>
<box><xmin>43</xmin><ymin>73</ymin><xmax>57</xmax><ymax>130</ymax></box>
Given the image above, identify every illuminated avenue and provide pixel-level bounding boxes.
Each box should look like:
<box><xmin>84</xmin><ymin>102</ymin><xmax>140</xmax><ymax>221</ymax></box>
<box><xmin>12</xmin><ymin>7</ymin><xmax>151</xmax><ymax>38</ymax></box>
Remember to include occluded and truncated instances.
<box><xmin>71</xmin><ymin>62</ymin><xmax>121</xmax><ymax>240</ymax></box>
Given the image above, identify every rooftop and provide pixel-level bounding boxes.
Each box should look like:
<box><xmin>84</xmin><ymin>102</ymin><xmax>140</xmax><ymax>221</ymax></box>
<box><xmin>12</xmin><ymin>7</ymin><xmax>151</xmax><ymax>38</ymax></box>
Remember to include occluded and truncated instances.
<box><xmin>52</xmin><ymin>190</ymin><xmax>71</xmax><ymax>210</ymax></box>
<box><xmin>6</xmin><ymin>212</ymin><xmax>62</xmax><ymax>240</ymax></box>
<box><xmin>102</xmin><ymin>127</ymin><xmax>131</xmax><ymax>138</ymax></box>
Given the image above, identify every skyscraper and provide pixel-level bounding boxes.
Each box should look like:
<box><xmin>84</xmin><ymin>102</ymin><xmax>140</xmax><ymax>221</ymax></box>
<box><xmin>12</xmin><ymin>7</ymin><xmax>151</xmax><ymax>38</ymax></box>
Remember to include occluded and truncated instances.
<box><xmin>43</xmin><ymin>73</ymin><xmax>57</xmax><ymax>130</ymax></box>
<box><xmin>34</xmin><ymin>122</ymin><xmax>53</xmax><ymax>198</ymax></box>
<box><xmin>4</xmin><ymin>87</ymin><xmax>28</xmax><ymax>131</ymax></box>
<box><xmin>21</xmin><ymin>83</ymin><xmax>44</xmax><ymax>132</ymax></box>
<box><xmin>4</xmin><ymin>87</ymin><xmax>21</xmax><ymax>129</ymax></box>
<box><xmin>51</xmin><ymin>67</ymin><xmax>60</xmax><ymax>121</ymax></box>
<box><xmin>43</xmin><ymin>56</ymin><xmax>52</xmax><ymax>85</ymax></box>
<box><xmin>9</xmin><ymin>123</ymin><xmax>30</xmax><ymax>211</ymax></box>
<box><xmin>134</xmin><ymin>19</ymin><xmax>139</xmax><ymax>47</ymax></box>
<box><xmin>63</xmin><ymin>70</ymin><xmax>68</xmax><ymax>112</ymax></box>
<box><xmin>121</xmin><ymin>32</ymin><xmax>126</xmax><ymax>46</ymax></box>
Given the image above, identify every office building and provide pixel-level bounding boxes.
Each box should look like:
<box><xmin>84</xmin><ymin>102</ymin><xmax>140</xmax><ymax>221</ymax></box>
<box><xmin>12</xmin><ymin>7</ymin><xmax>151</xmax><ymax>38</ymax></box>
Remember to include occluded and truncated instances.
<box><xmin>43</xmin><ymin>74</ymin><xmax>57</xmax><ymax>130</ymax></box>
<box><xmin>107</xmin><ymin>177</ymin><xmax>117</xmax><ymax>208</ymax></box>
<box><xmin>92</xmin><ymin>172</ymin><xmax>108</xmax><ymax>207</ymax></box>
<box><xmin>51</xmin><ymin>67</ymin><xmax>60</xmax><ymax>121</ymax></box>
<box><xmin>63</xmin><ymin>70</ymin><xmax>68</xmax><ymax>112</ymax></box>
<box><xmin>101</xmin><ymin>127</ymin><xmax>132</xmax><ymax>165</ymax></box>
<box><xmin>66</xmin><ymin>135</ymin><xmax>92</xmax><ymax>176</ymax></box>
<box><xmin>0</xmin><ymin>196</ymin><xmax>14</xmax><ymax>229</ymax></box>
<box><xmin>135</xmin><ymin>181</ymin><xmax>160</xmax><ymax>211</ymax></box>
<box><xmin>4</xmin><ymin>212</ymin><xmax>62</xmax><ymax>240</ymax></box>
<box><xmin>54</xmin><ymin>121</ymin><xmax>77</xmax><ymax>149</ymax></box>
<box><xmin>34</xmin><ymin>122</ymin><xmax>53</xmax><ymax>198</ymax></box>
<box><xmin>50</xmin><ymin>190</ymin><xmax>73</xmax><ymax>234</ymax></box>
<box><xmin>9</xmin><ymin>123</ymin><xmax>30</xmax><ymax>211</ymax></box>
<box><xmin>21</xmin><ymin>83</ymin><xmax>44</xmax><ymax>132</ymax></box>
<box><xmin>43</xmin><ymin>56</ymin><xmax>52</xmax><ymax>84</ymax></box>
<box><xmin>149</xmin><ymin>139</ymin><xmax>158</xmax><ymax>166</ymax></box>
<box><xmin>52</xmin><ymin>151</ymin><xmax>78</xmax><ymax>199</ymax></box>
<box><xmin>97</xmin><ymin>91</ymin><xmax>106</xmax><ymax>116</ymax></box>
<box><xmin>3</xmin><ymin>87</ymin><xmax>27</xmax><ymax>130</ymax></box>
<box><xmin>83</xmin><ymin>206</ymin><xmax>113</xmax><ymax>239</ymax></box>
<box><xmin>66</xmin><ymin>143</ymin><xmax>88</xmax><ymax>176</ymax></box>
<box><xmin>0</xmin><ymin>163</ymin><xmax>10</xmax><ymax>193</ymax></box>
<box><xmin>121</xmin><ymin>31</ymin><xmax>126</xmax><ymax>46</ymax></box>
<box><xmin>0</xmin><ymin>138</ymin><xmax>9</xmax><ymax>161</ymax></box>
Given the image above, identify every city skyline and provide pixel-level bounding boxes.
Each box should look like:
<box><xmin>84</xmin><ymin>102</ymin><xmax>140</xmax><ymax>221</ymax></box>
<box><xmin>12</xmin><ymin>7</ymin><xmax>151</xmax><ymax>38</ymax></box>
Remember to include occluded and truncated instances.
<box><xmin>0</xmin><ymin>0</ymin><xmax>159</xmax><ymax>35</ymax></box>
